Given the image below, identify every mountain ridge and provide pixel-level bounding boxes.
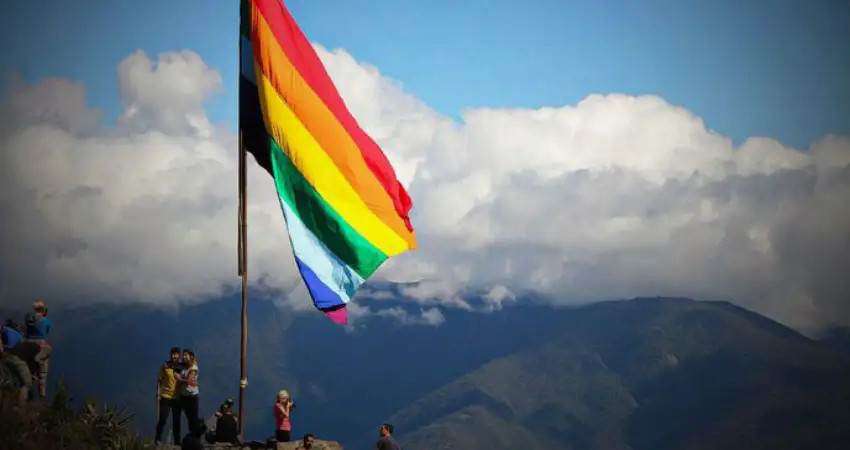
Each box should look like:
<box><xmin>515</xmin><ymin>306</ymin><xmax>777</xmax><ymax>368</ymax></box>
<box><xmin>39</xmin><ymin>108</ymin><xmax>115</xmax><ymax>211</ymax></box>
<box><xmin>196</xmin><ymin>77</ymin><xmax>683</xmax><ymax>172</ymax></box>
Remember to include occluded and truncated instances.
<box><xmin>3</xmin><ymin>295</ymin><xmax>849</xmax><ymax>449</ymax></box>
<box><xmin>361</xmin><ymin>297</ymin><xmax>850</xmax><ymax>449</ymax></box>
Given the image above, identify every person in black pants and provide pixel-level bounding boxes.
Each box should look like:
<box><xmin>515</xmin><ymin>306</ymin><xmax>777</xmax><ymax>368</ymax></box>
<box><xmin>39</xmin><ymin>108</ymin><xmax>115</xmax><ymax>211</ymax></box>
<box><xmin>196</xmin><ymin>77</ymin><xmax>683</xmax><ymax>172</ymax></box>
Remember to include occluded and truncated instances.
<box><xmin>155</xmin><ymin>347</ymin><xmax>183</xmax><ymax>445</ymax></box>
<box><xmin>176</xmin><ymin>349</ymin><xmax>200</xmax><ymax>433</ymax></box>
<box><xmin>214</xmin><ymin>399</ymin><xmax>240</xmax><ymax>444</ymax></box>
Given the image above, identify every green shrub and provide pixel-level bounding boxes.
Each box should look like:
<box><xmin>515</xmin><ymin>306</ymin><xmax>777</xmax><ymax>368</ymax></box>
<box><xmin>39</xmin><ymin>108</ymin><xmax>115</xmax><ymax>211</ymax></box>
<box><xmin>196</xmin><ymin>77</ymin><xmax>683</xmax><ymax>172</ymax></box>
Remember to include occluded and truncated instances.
<box><xmin>0</xmin><ymin>381</ymin><xmax>155</xmax><ymax>450</ymax></box>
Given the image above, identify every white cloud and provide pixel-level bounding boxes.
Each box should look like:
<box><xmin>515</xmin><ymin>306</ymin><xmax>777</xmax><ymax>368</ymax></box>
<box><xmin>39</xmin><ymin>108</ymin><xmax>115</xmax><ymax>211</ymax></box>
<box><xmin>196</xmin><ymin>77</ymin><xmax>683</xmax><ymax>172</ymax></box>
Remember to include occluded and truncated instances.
<box><xmin>1</xmin><ymin>47</ymin><xmax>849</xmax><ymax>332</ymax></box>
<box><xmin>333</xmin><ymin>302</ymin><xmax>444</xmax><ymax>330</ymax></box>
<box><xmin>375</xmin><ymin>306</ymin><xmax>446</xmax><ymax>327</ymax></box>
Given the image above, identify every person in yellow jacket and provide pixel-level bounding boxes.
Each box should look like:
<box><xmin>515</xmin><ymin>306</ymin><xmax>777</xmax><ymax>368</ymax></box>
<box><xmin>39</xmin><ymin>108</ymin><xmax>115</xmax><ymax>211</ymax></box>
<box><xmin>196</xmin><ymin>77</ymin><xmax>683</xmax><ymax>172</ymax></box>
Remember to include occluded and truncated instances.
<box><xmin>155</xmin><ymin>346</ymin><xmax>184</xmax><ymax>445</ymax></box>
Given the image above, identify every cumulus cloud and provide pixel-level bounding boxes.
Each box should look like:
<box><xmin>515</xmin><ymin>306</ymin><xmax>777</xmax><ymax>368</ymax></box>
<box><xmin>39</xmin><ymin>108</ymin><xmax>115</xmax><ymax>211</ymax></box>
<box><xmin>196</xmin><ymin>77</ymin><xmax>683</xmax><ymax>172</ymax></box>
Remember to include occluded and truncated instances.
<box><xmin>1</xmin><ymin>46</ymin><xmax>849</xmax><ymax>332</ymax></box>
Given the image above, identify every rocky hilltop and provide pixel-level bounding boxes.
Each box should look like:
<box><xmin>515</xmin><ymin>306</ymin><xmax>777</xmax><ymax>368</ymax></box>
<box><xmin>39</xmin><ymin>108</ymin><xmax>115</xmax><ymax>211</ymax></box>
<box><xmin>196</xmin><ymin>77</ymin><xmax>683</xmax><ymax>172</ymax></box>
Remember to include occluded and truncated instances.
<box><xmin>158</xmin><ymin>440</ymin><xmax>342</xmax><ymax>450</ymax></box>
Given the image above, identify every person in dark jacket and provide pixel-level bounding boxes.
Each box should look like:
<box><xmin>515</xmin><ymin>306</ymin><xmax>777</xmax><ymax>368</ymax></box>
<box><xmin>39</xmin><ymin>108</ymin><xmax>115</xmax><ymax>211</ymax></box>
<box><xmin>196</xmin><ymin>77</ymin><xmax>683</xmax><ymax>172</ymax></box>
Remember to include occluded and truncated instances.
<box><xmin>213</xmin><ymin>399</ymin><xmax>240</xmax><ymax>444</ymax></box>
<box><xmin>181</xmin><ymin>420</ymin><xmax>207</xmax><ymax>450</ymax></box>
<box><xmin>376</xmin><ymin>423</ymin><xmax>401</xmax><ymax>450</ymax></box>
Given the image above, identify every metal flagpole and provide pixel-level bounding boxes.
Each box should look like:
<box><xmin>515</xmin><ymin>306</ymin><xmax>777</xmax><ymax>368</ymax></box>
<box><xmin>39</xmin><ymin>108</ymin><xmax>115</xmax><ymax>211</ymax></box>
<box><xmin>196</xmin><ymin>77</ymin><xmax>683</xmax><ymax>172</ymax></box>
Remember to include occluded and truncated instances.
<box><xmin>238</xmin><ymin>133</ymin><xmax>249</xmax><ymax>435</ymax></box>
<box><xmin>237</xmin><ymin>132</ymin><xmax>248</xmax><ymax>435</ymax></box>
<box><xmin>237</xmin><ymin>8</ymin><xmax>250</xmax><ymax>434</ymax></box>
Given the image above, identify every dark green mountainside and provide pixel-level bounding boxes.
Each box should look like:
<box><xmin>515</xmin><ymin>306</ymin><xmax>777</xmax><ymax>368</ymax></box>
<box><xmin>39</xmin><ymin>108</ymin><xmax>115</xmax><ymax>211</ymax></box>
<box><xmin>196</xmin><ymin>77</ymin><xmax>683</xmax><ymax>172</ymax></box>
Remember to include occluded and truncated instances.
<box><xmin>364</xmin><ymin>299</ymin><xmax>850</xmax><ymax>450</ymax></box>
<box><xmin>3</xmin><ymin>296</ymin><xmax>850</xmax><ymax>449</ymax></box>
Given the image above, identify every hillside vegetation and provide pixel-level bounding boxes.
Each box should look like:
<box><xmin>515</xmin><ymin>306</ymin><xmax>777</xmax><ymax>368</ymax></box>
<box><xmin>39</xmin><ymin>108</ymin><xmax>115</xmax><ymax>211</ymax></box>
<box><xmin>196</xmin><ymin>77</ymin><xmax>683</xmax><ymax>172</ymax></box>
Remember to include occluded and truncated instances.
<box><xmin>0</xmin><ymin>381</ymin><xmax>150</xmax><ymax>450</ymax></box>
<box><xmin>5</xmin><ymin>296</ymin><xmax>850</xmax><ymax>449</ymax></box>
<box><xmin>371</xmin><ymin>299</ymin><xmax>850</xmax><ymax>450</ymax></box>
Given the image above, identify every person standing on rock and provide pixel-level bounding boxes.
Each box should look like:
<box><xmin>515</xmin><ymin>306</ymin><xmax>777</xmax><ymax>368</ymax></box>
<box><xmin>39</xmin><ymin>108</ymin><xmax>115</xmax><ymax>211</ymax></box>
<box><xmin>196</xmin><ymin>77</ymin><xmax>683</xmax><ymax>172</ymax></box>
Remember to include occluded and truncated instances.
<box><xmin>155</xmin><ymin>346</ymin><xmax>183</xmax><ymax>445</ymax></box>
<box><xmin>176</xmin><ymin>349</ymin><xmax>200</xmax><ymax>433</ymax></box>
<box><xmin>24</xmin><ymin>300</ymin><xmax>52</xmax><ymax>399</ymax></box>
<box><xmin>376</xmin><ymin>423</ymin><xmax>401</xmax><ymax>450</ymax></box>
<box><xmin>273</xmin><ymin>389</ymin><xmax>295</xmax><ymax>442</ymax></box>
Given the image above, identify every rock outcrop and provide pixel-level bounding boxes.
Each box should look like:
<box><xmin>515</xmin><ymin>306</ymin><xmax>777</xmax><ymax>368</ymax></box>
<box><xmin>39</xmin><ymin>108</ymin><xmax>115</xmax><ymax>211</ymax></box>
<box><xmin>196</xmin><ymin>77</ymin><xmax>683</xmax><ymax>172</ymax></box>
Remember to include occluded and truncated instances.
<box><xmin>277</xmin><ymin>440</ymin><xmax>343</xmax><ymax>450</ymax></box>
<box><xmin>156</xmin><ymin>439</ymin><xmax>343</xmax><ymax>449</ymax></box>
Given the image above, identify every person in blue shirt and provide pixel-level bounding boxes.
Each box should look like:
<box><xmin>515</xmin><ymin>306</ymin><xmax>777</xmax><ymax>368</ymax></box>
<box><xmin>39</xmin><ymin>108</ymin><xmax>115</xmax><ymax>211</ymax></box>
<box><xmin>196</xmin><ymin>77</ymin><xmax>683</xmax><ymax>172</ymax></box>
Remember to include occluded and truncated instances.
<box><xmin>25</xmin><ymin>302</ymin><xmax>52</xmax><ymax>340</ymax></box>
<box><xmin>1</xmin><ymin>319</ymin><xmax>24</xmax><ymax>351</ymax></box>
<box><xmin>24</xmin><ymin>300</ymin><xmax>52</xmax><ymax>399</ymax></box>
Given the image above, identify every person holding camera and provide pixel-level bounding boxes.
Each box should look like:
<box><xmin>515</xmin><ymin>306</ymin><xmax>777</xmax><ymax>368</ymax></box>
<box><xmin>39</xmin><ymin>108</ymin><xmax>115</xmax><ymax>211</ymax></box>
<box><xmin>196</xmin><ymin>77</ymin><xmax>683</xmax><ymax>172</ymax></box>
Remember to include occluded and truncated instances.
<box><xmin>273</xmin><ymin>389</ymin><xmax>295</xmax><ymax>442</ymax></box>
<box><xmin>213</xmin><ymin>398</ymin><xmax>239</xmax><ymax>444</ymax></box>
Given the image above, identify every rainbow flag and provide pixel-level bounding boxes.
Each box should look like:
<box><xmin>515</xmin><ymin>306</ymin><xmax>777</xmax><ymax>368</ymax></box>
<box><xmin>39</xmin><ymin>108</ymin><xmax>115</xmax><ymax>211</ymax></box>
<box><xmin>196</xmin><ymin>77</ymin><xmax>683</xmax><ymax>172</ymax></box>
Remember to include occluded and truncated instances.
<box><xmin>239</xmin><ymin>0</ymin><xmax>417</xmax><ymax>325</ymax></box>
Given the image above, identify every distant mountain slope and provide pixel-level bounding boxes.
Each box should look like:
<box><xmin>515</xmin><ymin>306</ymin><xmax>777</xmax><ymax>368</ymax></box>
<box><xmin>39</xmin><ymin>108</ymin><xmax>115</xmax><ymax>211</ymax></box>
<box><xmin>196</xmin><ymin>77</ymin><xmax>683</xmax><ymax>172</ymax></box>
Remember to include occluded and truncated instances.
<box><xmin>821</xmin><ymin>327</ymin><xmax>850</xmax><ymax>355</ymax></box>
<box><xmin>0</xmin><ymin>293</ymin><xmax>575</xmax><ymax>443</ymax></box>
<box><xmin>0</xmin><ymin>297</ymin><xmax>304</xmax><ymax>441</ymax></box>
<box><xmin>370</xmin><ymin>298</ymin><xmax>850</xmax><ymax>450</ymax></box>
<box><xmin>4</xmin><ymin>296</ymin><xmax>849</xmax><ymax>449</ymax></box>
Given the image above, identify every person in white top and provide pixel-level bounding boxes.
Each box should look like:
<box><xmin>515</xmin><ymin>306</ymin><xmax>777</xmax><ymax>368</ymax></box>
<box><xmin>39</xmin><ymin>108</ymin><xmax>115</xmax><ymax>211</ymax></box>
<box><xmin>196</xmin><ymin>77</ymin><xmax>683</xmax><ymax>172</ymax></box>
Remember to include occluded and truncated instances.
<box><xmin>176</xmin><ymin>349</ymin><xmax>200</xmax><ymax>433</ymax></box>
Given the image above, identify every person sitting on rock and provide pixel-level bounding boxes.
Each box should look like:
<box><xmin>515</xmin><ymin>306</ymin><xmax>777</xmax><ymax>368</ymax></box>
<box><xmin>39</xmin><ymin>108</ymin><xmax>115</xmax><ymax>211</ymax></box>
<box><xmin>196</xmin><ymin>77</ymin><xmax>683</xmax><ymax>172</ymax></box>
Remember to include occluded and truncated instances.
<box><xmin>0</xmin><ymin>357</ymin><xmax>29</xmax><ymax>405</ymax></box>
<box><xmin>213</xmin><ymin>397</ymin><xmax>233</xmax><ymax>419</ymax></box>
<box><xmin>376</xmin><ymin>423</ymin><xmax>401</xmax><ymax>450</ymax></box>
<box><xmin>0</xmin><ymin>339</ymin><xmax>40</xmax><ymax>404</ymax></box>
<box><xmin>180</xmin><ymin>419</ymin><xmax>207</xmax><ymax>450</ymax></box>
<box><xmin>213</xmin><ymin>398</ymin><xmax>240</xmax><ymax>444</ymax></box>
<box><xmin>295</xmin><ymin>433</ymin><xmax>316</xmax><ymax>449</ymax></box>
<box><xmin>1</xmin><ymin>319</ymin><xmax>24</xmax><ymax>351</ymax></box>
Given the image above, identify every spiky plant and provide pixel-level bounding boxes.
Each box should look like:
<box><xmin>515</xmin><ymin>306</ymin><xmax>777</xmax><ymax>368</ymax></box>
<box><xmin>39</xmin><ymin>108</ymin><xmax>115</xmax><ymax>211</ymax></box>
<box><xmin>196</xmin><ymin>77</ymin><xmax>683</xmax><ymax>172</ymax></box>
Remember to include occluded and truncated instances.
<box><xmin>0</xmin><ymin>378</ymin><xmax>156</xmax><ymax>450</ymax></box>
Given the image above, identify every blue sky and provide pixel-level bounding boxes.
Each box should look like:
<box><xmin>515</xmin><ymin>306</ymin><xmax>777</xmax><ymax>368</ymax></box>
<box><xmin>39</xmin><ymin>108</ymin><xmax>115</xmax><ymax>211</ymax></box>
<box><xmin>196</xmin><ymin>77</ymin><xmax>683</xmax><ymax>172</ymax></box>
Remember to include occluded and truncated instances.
<box><xmin>1</xmin><ymin>0</ymin><xmax>848</xmax><ymax>149</ymax></box>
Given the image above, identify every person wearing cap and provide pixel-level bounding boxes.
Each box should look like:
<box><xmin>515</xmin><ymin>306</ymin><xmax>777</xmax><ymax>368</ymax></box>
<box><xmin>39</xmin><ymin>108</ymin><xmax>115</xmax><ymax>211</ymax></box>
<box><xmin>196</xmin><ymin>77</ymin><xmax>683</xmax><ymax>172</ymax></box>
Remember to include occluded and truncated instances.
<box><xmin>213</xmin><ymin>398</ymin><xmax>240</xmax><ymax>444</ymax></box>
<box><xmin>214</xmin><ymin>398</ymin><xmax>235</xmax><ymax>418</ymax></box>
